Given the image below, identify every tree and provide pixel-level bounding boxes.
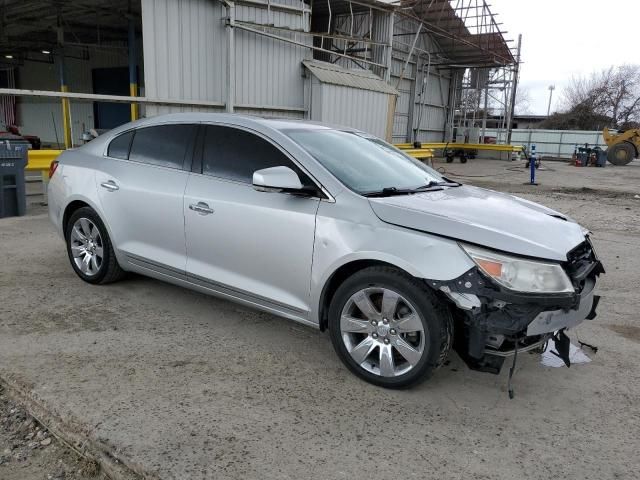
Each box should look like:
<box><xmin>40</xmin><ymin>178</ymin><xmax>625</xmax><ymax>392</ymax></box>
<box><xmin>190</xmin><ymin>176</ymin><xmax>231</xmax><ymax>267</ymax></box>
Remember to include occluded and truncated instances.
<box><xmin>539</xmin><ymin>104</ymin><xmax>612</xmax><ymax>131</ymax></box>
<box><xmin>514</xmin><ymin>86</ymin><xmax>533</xmax><ymax>115</ymax></box>
<box><xmin>553</xmin><ymin>65</ymin><xmax>640</xmax><ymax>130</ymax></box>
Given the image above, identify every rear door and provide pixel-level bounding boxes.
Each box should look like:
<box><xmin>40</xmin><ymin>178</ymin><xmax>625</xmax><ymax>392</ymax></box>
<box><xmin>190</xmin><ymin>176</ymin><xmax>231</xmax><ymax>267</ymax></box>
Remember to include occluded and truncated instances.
<box><xmin>184</xmin><ymin>124</ymin><xmax>320</xmax><ymax>315</ymax></box>
<box><xmin>96</xmin><ymin>123</ymin><xmax>198</xmax><ymax>274</ymax></box>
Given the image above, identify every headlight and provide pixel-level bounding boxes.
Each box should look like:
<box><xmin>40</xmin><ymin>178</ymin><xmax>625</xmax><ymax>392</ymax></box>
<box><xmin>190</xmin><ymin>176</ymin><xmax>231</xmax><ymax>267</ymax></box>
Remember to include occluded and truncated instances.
<box><xmin>460</xmin><ymin>244</ymin><xmax>574</xmax><ymax>293</ymax></box>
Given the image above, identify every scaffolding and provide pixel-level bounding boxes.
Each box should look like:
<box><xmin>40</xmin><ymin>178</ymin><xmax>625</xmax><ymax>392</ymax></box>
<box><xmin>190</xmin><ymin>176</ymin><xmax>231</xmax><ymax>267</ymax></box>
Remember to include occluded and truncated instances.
<box><xmin>394</xmin><ymin>0</ymin><xmax>520</xmax><ymax>143</ymax></box>
<box><xmin>245</xmin><ymin>0</ymin><xmax>520</xmax><ymax>143</ymax></box>
<box><xmin>301</xmin><ymin>0</ymin><xmax>519</xmax><ymax>142</ymax></box>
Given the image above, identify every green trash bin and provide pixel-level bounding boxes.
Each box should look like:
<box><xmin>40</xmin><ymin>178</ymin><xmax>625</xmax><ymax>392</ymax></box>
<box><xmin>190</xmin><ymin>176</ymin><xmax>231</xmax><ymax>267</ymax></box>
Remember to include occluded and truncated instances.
<box><xmin>0</xmin><ymin>141</ymin><xmax>28</xmax><ymax>218</ymax></box>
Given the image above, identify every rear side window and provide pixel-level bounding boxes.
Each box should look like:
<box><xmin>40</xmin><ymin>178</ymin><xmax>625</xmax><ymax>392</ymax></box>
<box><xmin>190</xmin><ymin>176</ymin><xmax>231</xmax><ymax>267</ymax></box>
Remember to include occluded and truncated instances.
<box><xmin>128</xmin><ymin>124</ymin><xmax>196</xmax><ymax>170</ymax></box>
<box><xmin>202</xmin><ymin>125</ymin><xmax>307</xmax><ymax>184</ymax></box>
<box><xmin>107</xmin><ymin>130</ymin><xmax>134</xmax><ymax>159</ymax></box>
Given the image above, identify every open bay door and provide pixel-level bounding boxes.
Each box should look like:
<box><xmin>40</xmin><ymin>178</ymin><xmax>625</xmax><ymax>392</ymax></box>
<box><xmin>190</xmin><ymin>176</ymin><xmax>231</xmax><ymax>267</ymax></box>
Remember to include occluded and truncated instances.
<box><xmin>303</xmin><ymin>60</ymin><xmax>398</xmax><ymax>141</ymax></box>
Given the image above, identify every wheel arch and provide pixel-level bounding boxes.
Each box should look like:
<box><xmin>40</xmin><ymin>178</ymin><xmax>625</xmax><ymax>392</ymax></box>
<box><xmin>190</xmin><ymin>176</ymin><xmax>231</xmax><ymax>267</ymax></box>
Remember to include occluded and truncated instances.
<box><xmin>317</xmin><ymin>258</ymin><xmax>417</xmax><ymax>332</ymax></box>
<box><xmin>62</xmin><ymin>199</ymin><xmax>92</xmax><ymax>234</ymax></box>
<box><xmin>61</xmin><ymin>195</ymin><xmax>109</xmax><ymax>236</ymax></box>
<box><xmin>60</xmin><ymin>196</ymin><xmax>126</xmax><ymax>267</ymax></box>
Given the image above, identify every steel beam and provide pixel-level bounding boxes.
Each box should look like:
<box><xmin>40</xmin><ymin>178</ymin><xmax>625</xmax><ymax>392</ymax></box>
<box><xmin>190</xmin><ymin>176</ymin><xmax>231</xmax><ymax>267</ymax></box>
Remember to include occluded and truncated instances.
<box><xmin>226</xmin><ymin>2</ymin><xmax>236</xmax><ymax>113</ymax></box>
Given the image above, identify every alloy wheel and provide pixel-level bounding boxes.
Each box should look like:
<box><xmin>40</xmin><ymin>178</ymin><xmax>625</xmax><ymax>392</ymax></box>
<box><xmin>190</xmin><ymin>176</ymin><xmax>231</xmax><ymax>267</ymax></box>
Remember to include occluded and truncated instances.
<box><xmin>70</xmin><ymin>217</ymin><xmax>104</xmax><ymax>276</ymax></box>
<box><xmin>340</xmin><ymin>287</ymin><xmax>426</xmax><ymax>377</ymax></box>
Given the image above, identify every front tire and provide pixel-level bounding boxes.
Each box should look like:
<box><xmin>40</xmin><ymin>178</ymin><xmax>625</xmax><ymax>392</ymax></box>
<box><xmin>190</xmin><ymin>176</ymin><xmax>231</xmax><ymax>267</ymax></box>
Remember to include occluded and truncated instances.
<box><xmin>328</xmin><ymin>266</ymin><xmax>452</xmax><ymax>388</ymax></box>
<box><xmin>607</xmin><ymin>141</ymin><xmax>636</xmax><ymax>166</ymax></box>
<box><xmin>65</xmin><ymin>207</ymin><xmax>125</xmax><ymax>284</ymax></box>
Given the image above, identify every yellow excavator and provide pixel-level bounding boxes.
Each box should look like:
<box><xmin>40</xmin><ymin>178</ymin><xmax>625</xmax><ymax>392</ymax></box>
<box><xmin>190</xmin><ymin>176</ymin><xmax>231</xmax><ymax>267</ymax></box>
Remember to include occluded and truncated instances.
<box><xmin>603</xmin><ymin>128</ymin><xmax>640</xmax><ymax>165</ymax></box>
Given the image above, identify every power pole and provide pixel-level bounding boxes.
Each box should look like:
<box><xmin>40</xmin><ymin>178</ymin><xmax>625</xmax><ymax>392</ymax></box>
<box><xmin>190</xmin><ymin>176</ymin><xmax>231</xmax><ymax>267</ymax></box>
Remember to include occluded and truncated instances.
<box><xmin>546</xmin><ymin>85</ymin><xmax>555</xmax><ymax>116</ymax></box>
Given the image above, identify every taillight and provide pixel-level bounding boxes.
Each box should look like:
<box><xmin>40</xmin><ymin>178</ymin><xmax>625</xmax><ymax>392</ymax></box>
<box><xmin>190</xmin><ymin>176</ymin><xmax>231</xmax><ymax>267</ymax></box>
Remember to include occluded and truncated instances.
<box><xmin>49</xmin><ymin>160</ymin><xmax>59</xmax><ymax>179</ymax></box>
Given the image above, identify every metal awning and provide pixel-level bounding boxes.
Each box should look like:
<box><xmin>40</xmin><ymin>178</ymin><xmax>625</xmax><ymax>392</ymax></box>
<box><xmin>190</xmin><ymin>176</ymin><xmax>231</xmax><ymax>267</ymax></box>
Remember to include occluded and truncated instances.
<box><xmin>303</xmin><ymin>60</ymin><xmax>399</xmax><ymax>95</ymax></box>
<box><xmin>399</xmin><ymin>0</ymin><xmax>515</xmax><ymax>67</ymax></box>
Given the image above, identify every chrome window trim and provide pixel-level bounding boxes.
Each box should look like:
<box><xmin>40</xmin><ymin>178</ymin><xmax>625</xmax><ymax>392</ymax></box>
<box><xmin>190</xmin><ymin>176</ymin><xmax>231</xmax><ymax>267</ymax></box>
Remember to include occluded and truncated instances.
<box><xmin>102</xmin><ymin>120</ymin><xmax>335</xmax><ymax>202</ymax></box>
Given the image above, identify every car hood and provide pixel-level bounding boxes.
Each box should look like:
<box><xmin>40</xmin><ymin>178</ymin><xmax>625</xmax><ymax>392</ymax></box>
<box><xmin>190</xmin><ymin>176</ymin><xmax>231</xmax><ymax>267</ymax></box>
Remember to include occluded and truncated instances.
<box><xmin>368</xmin><ymin>185</ymin><xmax>585</xmax><ymax>261</ymax></box>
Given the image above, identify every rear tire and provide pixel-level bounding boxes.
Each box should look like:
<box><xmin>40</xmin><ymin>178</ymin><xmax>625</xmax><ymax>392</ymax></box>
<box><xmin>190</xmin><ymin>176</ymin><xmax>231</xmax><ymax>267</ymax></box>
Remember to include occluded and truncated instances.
<box><xmin>328</xmin><ymin>266</ymin><xmax>452</xmax><ymax>388</ymax></box>
<box><xmin>607</xmin><ymin>141</ymin><xmax>636</xmax><ymax>166</ymax></box>
<box><xmin>65</xmin><ymin>207</ymin><xmax>125</xmax><ymax>285</ymax></box>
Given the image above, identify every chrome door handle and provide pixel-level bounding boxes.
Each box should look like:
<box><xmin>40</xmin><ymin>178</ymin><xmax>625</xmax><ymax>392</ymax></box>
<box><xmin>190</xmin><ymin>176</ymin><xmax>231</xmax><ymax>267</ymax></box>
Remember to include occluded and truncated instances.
<box><xmin>100</xmin><ymin>180</ymin><xmax>119</xmax><ymax>191</ymax></box>
<box><xmin>189</xmin><ymin>202</ymin><xmax>214</xmax><ymax>215</ymax></box>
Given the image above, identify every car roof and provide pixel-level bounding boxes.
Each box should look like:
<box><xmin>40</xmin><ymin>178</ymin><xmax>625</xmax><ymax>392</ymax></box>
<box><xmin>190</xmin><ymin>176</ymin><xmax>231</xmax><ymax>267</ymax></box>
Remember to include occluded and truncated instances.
<box><xmin>79</xmin><ymin>112</ymin><xmax>359</xmax><ymax>157</ymax></box>
<box><xmin>127</xmin><ymin>112</ymin><xmax>335</xmax><ymax>132</ymax></box>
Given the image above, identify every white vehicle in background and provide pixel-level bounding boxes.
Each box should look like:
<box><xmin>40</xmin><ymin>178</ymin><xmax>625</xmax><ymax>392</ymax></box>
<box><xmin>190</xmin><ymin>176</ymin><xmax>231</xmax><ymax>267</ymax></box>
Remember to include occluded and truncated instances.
<box><xmin>47</xmin><ymin>113</ymin><xmax>604</xmax><ymax>391</ymax></box>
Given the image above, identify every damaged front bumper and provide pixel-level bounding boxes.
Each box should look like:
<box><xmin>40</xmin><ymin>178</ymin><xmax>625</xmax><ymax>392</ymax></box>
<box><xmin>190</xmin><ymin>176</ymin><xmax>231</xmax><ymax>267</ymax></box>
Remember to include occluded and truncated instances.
<box><xmin>428</xmin><ymin>239</ymin><xmax>604</xmax><ymax>374</ymax></box>
<box><xmin>526</xmin><ymin>278</ymin><xmax>598</xmax><ymax>336</ymax></box>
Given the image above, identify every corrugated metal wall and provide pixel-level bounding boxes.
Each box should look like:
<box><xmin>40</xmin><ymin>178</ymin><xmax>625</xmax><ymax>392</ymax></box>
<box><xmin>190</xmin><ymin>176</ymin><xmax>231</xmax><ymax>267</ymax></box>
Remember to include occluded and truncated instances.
<box><xmin>413</xmin><ymin>69</ymin><xmax>450</xmax><ymax>142</ymax></box>
<box><xmin>307</xmin><ymin>9</ymin><xmax>450</xmax><ymax>142</ymax></box>
<box><xmin>309</xmin><ymin>76</ymin><xmax>390</xmax><ymax>139</ymax></box>
<box><xmin>142</xmin><ymin>0</ymin><xmax>227</xmax><ymax>116</ymax></box>
<box><xmin>142</xmin><ymin>0</ymin><xmax>310</xmax><ymax>116</ymax></box>
<box><xmin>391</xmin><ymin>16</ymin><xmax>450</xmax><ymax>143</ymax></box>
<box><xmin>140</xmin><ymin>0</ymin><xmax>449</xmax><ymax>138</ymax></box>
<box><xmin>16</xmin><ymin>46</ymin><xmax>129</xmax><ymax>145</ymax></box>
<box><xmin>234</xmin><ymin>1</ymin><xmax>310</xmax><ymax>112</ymax></box>
<box><xmin>486</xmin><ymin>129</ymin><xmax>607</xmax><ymax>157</ymax></box>
<box><xmin>88</xmin><ymin>0</ymin><xmax>454</xmax><ymax>140</ymax></box>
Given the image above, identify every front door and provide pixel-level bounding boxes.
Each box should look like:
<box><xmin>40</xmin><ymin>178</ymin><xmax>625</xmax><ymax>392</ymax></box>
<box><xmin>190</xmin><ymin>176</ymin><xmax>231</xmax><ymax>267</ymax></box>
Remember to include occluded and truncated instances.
<box><xmin>184</xmin><ymin>125</ymin><xmax>320</xmax><ymax>315</ymax></box>
<box><xmin>96</xmin><ymin>123</ymin><xmax>198</xmax><ymax>273</ymax></box>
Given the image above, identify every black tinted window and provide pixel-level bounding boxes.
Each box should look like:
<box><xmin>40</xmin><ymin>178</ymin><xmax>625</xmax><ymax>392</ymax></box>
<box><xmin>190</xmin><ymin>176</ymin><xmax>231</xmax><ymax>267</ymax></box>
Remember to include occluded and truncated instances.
<box><xmin>129</xmin><ymin>124</ymin><xmax>196</xmax><ymax>169</ymax></box>
<box><xmin>203</xmin><ymin>125</ymin><xmax>304</xmax><ymax>184</ymax></box>
<box><xmin>107</xmin><ymin>130</ymin><xmax>134</xmax><ymax>159</ymax></box>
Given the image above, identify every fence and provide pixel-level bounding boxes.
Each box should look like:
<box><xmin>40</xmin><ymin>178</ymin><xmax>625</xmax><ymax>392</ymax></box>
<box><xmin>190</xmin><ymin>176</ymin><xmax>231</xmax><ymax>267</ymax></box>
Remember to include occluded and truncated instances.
<box><xmin>485</xmin><ymin>129</ymin><xmax>606</xmax><ymax>158</ymax></box>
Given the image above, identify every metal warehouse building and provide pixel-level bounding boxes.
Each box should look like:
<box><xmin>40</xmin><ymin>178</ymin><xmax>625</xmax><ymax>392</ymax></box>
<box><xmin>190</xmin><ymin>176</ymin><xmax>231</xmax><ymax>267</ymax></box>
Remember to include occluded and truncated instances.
<box><xmin>0</xmin><ymin>0</ymin><xmax>516</xmax><ymax>148</ymax></box>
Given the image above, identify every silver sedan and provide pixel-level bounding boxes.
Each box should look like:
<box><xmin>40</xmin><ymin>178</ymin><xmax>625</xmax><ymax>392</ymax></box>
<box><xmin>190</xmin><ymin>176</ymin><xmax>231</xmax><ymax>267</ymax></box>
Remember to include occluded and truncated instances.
<box><xmin>48</xmin><ymin>113</ymin><xmax>603</xmax><ymax>388</ymax></box>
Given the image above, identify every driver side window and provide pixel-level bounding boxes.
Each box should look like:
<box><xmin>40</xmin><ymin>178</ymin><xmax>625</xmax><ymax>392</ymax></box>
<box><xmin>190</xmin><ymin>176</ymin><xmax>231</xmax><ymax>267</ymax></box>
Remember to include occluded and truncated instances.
<box><xmin>201</xmin><ymin>125</ymin><xmax>313</xmax><ymax>187</ymax></box>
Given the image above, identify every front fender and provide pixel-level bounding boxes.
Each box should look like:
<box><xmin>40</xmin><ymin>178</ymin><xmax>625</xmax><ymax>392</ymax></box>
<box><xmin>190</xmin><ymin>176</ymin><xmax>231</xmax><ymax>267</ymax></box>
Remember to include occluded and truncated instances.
<box><xmin>309</xmin><ymin>213</ymin><xmax>475</xmax><ymax>325</ymax></box>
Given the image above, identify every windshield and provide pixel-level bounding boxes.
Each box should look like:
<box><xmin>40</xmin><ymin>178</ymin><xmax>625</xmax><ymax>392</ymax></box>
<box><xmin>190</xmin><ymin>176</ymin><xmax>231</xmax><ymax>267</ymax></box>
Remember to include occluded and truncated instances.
<box><xmin>284</xmin><ymin>129</ymin><xmax>444</xmax><ymax>195</ymax></box>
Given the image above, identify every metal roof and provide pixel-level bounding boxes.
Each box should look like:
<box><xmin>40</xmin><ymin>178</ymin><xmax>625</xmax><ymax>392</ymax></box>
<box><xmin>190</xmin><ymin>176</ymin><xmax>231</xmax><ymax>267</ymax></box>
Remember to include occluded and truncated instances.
<box><xmin>402</xmin><ymin>0</ymin><xmax>515</xmax><ymax>67</ymax></box>
<box><xmin>303</xmin><ymin>60</ymin><xmax>399</xmax><ymax>96</ymax></box>
<box><xmin>0</xmin><ymin>0</ymin><xmax>140</xmax><ymax>57</ymax></box>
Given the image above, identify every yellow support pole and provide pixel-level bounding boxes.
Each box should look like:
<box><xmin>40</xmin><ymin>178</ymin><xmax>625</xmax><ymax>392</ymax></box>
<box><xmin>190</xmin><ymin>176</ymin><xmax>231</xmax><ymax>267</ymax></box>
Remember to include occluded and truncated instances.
<box><xmin>58</xmin><ymin>43</ymin><xmax>71</xmax><ymax>149</ymax></box>
<box><xmin>128</xmin><ymin>18</ymin><xmax>139</xmax><ymax>121</ymax></box>
<box><xmin>61</xmin><ymin>84</ymin><xmax>71</xmax><ymax>149</ymax></box>
<box><xmin>130</xmin><ymin>83</ymin><xmax>139</xmax><ymax>121</ymax></box>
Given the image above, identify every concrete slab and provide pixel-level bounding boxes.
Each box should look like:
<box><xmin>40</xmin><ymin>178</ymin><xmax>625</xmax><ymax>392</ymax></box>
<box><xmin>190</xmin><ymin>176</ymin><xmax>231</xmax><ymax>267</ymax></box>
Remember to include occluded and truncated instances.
<box><xmin>1</xmin><ymin>164</ymin><xmax>639</xmax><ymax>479</ymax></box>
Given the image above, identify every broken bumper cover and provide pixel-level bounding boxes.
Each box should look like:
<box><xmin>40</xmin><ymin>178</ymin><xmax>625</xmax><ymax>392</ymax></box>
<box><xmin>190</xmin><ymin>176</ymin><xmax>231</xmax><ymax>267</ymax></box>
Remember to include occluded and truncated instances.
<box><xmin>430</xmin><ymin>265</ymin><xmax>601</xmax><ymax>338</ymax></box>
<box><xmin>526</xmin><ymin>278</ymin><xmax>597</xmax><ymax>335</ymax></box>
<box><xmin>427</xmin><ymin>243</ymin><xmax>603</xmax><ymax>373</ymax></box>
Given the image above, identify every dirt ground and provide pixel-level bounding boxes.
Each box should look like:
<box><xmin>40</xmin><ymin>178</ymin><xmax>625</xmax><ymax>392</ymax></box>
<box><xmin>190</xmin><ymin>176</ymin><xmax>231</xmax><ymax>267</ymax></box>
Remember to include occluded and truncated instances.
<box><xmin>0</xmin><ymin>384</ymin><xmax>104</xmax><ymax>480</ymax></box>
<box><xmin>1</xmin><ymin>159</ymin><xmax>639</xmax><ymax>479</ymax></box>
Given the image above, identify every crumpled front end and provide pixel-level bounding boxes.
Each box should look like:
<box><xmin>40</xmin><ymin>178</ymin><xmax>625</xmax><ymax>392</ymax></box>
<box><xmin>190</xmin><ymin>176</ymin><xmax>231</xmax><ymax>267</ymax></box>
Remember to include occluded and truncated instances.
<box><xmin>428</xmin><ymin>238</ymin><xmax>604</xmax><ymax>373</ymax></box>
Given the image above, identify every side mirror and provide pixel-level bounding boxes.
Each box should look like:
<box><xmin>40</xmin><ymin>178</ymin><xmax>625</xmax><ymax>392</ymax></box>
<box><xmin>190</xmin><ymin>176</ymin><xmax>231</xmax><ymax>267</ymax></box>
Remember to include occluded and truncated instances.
<box><xmin>252</xmin><ymin>166</ymin><xmax>303</xmax><ymax>193</ymax></box>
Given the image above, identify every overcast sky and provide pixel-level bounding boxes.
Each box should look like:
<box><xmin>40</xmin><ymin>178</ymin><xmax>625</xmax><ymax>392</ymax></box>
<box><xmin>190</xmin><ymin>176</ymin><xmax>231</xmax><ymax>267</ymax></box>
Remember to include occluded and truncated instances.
<box><xmin>490</xmin><ymin>0</ymin><xmax>640</xmax><ymax>115</ymax></box>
